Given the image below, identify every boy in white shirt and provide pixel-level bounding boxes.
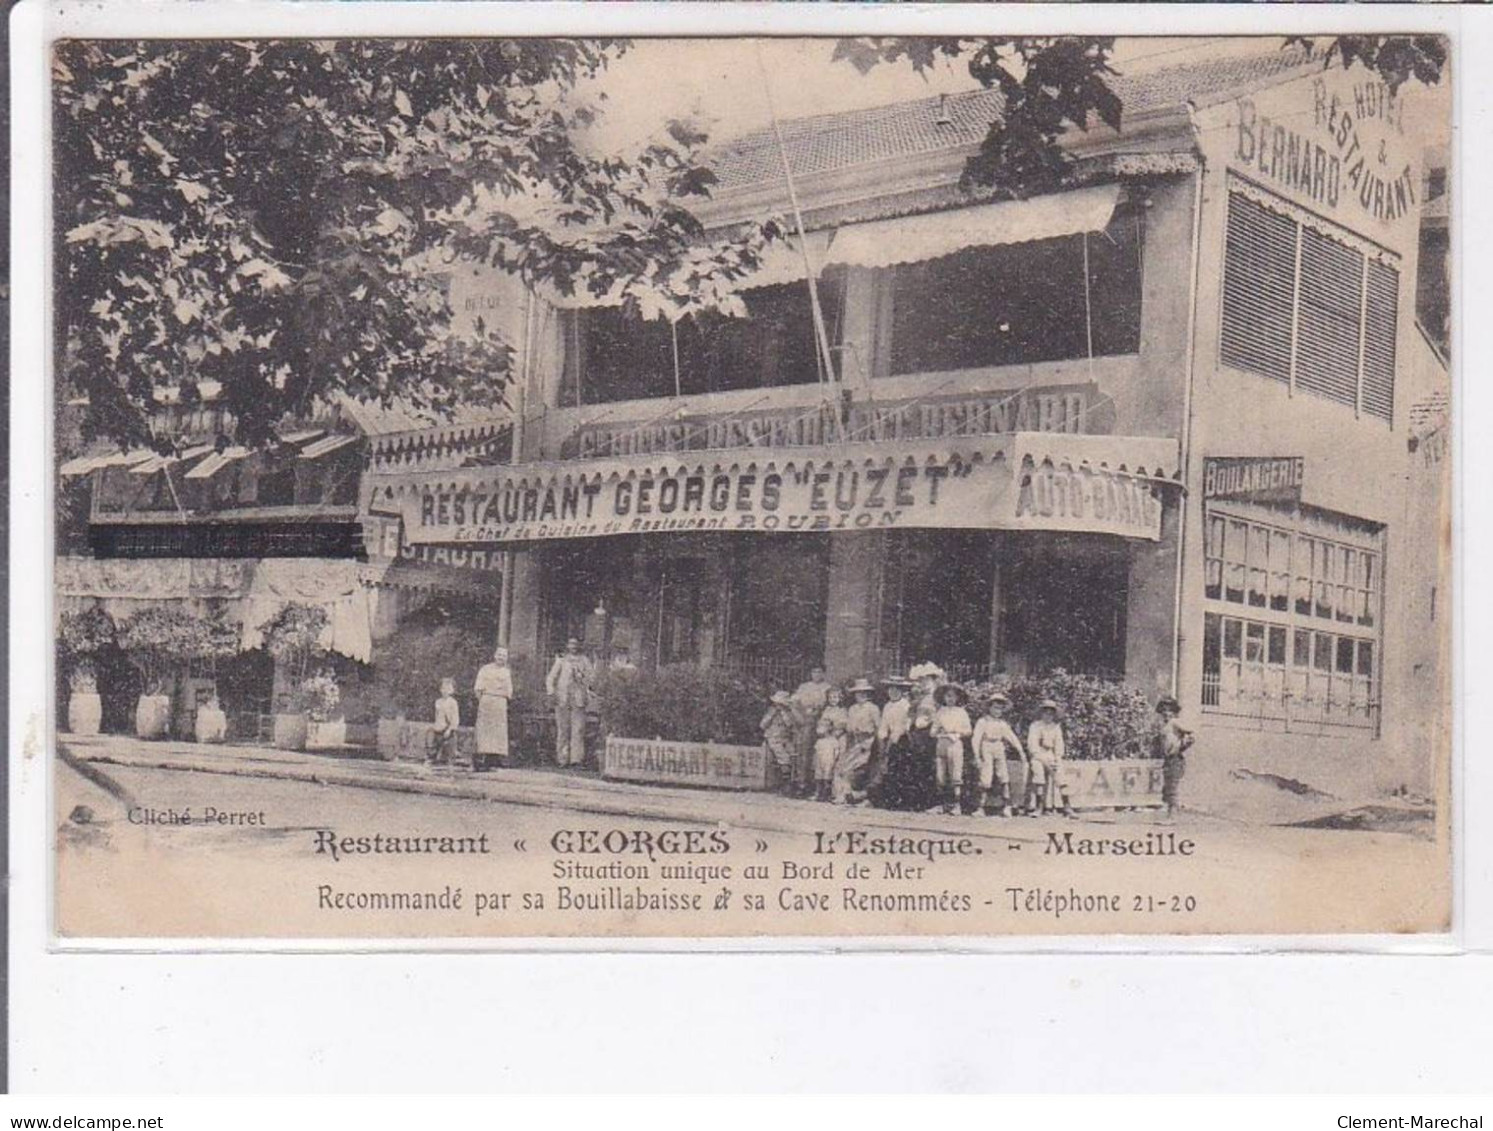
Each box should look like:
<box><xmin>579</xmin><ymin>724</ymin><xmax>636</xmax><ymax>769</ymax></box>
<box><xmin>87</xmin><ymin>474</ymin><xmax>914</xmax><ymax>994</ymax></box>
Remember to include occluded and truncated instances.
<box><xmin>431</xmin><ymin>677</ymin><xmax>461</xmax><ymax>768</ymax></box>
<box><xmin>971</xmin><ymin>692</ymin><xmax>1025</xmax><ymax>817</ymax></box>
<box><xmin>929</xmin><ymin>684</ymin><xmax>974</xmax><ymax>815</ymax></box>
<box><xmin>813</xmin><ymin>707</ymin><xmax>848</xmax><ymax>803</ymax></box>
<box><xmin>1025</xmin><ymin>699</ymin><xmax>1069</xmax><ymax>816</ymax></box>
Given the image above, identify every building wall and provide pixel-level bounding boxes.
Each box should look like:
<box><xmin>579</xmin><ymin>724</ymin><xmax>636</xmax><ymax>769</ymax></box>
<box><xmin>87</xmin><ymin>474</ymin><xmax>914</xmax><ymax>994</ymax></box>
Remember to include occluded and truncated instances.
<box><xmin>1178</xmin><ymin>66</ymin><xmax>1442</xmax><ymax>798</ymax></box>
<box><xmin>493</xmin><ymin>174</ymin><xmax>1198</xmax><ymax>693</ymax></box>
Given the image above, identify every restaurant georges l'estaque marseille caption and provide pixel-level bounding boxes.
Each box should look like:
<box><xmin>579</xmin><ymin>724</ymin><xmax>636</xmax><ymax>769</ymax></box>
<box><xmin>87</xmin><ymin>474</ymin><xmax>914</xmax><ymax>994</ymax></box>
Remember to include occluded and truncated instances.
<box><xmin>307</xmin><ymin>820</ymin><xmax>1202</xmax><ymax>926</ymax></box>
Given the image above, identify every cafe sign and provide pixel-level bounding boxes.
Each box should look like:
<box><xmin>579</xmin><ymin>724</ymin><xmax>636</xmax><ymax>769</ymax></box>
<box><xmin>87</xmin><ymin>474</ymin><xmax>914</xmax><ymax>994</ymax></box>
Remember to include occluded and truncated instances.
<box><xmin>369</xmin><ymin>434</ymin><xmax>1176</xmax><ymax>546</ymax></box>
<box><xmin>1203</xmin><ymin>456</ymin><xmax>1304</xmax><ymax>505</ymax></box>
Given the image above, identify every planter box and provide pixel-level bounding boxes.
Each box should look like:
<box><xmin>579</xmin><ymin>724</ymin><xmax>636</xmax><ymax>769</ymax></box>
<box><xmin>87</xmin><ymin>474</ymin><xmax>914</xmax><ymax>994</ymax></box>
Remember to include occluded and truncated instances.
<box><xmin>67</xmin><ymin>692</ymin><xmax>102</xmax><ymax>736</ymax></box>
<box><xmin>194</xmin><ymin>706</ymin><xmax>228</xmax><ymax>744</ymax></box>
<box><xmin>272</xmin><ymin>712</ymin><xmax>309</xmax><ymax>751</ymax></box>
<box><xmin>306</xmin><ymin>719</ymin><xmax>347</xmax><ymax>750</ymax></box>
<box><xmin>134</xmin><ymin>694</ymin><xmax>172</xmax><ymax>741</ymax></box>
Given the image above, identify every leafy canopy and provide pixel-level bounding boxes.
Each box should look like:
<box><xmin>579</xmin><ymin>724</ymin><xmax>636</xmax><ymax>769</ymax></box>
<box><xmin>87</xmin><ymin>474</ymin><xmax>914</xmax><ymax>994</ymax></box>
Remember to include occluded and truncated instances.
<box><xmin>55</xmin><ymin>38</ymin><xmax>774</xmax><ymax>447</ymax></box>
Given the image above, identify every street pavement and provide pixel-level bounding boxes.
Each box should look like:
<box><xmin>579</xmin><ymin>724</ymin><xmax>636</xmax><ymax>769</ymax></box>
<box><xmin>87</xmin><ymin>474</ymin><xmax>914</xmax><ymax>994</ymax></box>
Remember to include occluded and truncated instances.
<box><xmin>61</xmin><ymin>731</ymin><xmax>1158</xmax><ymax>843</ymax></box>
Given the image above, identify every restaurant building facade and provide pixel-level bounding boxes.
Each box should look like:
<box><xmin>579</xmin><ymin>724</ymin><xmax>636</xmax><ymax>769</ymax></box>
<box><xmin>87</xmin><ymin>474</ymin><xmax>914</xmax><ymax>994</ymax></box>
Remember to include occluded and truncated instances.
<box><xmin>369</xmin><ymin>48</ymin><xmax>1450</xmax><ymax>797</ymax></box>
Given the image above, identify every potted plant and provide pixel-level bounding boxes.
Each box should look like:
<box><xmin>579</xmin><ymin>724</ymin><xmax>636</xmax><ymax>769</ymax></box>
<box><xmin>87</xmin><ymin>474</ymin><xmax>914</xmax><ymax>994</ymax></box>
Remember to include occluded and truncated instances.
<box><xmin>116</xmin><ymin>606</ymin><xmax>201</xmax><ymax>740</ymax></box>
<box><xmin>259</xmin><ymin>602</ymin><xmax>330</xmax><ymax>751</ymax></box>
<box><xmin>183</xmin><ymin>612</ymin><xmax>239</xmax><ymax>744</ymax></box>
<box><xmin>193</xmin><ymin>692</ymin><xmax>228</xmax><ymax>744</ymax></box>
<box><xmin>301</xmin><ymin>668</ymin><xmax>345</xmax><ymax>750</ymax></box>
<box><xmin>59</xmin><ymin>606</ymin><xmax>114</xmax><ymax>736</ymax></box>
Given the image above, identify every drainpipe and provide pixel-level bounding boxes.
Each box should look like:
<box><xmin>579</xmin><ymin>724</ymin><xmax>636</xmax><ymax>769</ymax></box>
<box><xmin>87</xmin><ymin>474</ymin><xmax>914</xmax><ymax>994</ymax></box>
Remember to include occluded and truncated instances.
<box><xmin>1170</xmin><ymin>137</ymin><xmax>1207</xmax><ymax>698</ymax></box>
<box><xmin>497</xmin><ymin>288</ymin><xmax>531</xmax><ymax>649</ymax></box>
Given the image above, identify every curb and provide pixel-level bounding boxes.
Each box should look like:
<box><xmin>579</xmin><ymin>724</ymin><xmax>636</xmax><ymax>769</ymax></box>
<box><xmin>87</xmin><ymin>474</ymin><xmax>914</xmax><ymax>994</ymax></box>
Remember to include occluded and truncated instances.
<box><xmin>61</xmin><ymin>738</ymin><xmax>1052</xmax><ymax>844</ymax></box>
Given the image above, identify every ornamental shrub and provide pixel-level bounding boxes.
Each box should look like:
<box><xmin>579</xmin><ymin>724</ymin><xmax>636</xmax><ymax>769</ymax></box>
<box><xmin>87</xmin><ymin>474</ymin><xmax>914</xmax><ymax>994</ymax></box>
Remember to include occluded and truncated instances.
<box><xmin>963</xmin><ymin>669</ymin><xmax>1156</xmax><ymax>760</ymax></box>
<box><xmin>298</xmin><ymin>668</ymin><xmax>343</xmax><ymax>722</ymax></box>
<box><xmin>115</xmin><ymin>606</ymin><xmax>204</xmax><ymax>695</ymax></box>
<box><xmin>59</xmin><ymin>606</ymin><xmax>116</xmax><ymax>692</ymax></box>
<box><xmin>259</xmin><ymin>602</ymin><xmax>330</xmax><ymax>688</ymax></box>
<box><xmin>594</xmin><ymin>664</ymin><xmax>775</xmax><ymax>746</ymax></box>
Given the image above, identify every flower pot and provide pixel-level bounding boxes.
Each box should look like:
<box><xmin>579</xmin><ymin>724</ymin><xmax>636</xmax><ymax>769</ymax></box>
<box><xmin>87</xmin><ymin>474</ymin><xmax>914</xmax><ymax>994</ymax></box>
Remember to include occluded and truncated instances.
<box><xmin>67</xmin><ymin>691</ymin><xmax>103</xmax><ymax>736</ymax></box>
<box><xmin>306</xmin><ymin>719</ymin><xmax>347</xmax><ymax>750</ymax></box>
<box><xmin>134</xmin><ymin>694</ymin><xmax>172</xmax><ymax>740</ymax></box>
<box><xmin>194</xmin><ymin>706</ymin><xmax>228</xmax><ymax>745</ymax></box>
<box><xmin>272</xmin><ymin>712</ymin><xmax>309</xmax><ymax>751</ymax></box>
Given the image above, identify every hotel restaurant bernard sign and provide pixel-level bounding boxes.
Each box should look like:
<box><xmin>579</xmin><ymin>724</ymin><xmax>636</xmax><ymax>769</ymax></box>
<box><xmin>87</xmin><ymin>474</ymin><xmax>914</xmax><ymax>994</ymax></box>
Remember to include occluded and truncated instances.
<box><xmin>1230</xmin><ymin>71</ymin><xmax>1420</xmax><ymax>232</ymax></box>
<box><xmin>369</xmin><ymin>434</ymin><xmax>1178</xmax><ymax>547</ymax></box>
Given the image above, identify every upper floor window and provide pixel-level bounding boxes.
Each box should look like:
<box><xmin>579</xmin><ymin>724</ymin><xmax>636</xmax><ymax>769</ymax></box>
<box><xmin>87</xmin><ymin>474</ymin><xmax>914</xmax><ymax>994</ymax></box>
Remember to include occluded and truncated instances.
<box><xmin>1220</xmin><ymin>180</ymin><xmax>1399</xmax><ymax>424</ymax></box>
<box><xmin>566</xmin><ymin>275</ymin><xmax>845</xmax><ymax>406</ymax></box>
<box><xmin>887</xmin><ymin>207</ymin><xmax>1143</xmax><ymax>376</ymax></box>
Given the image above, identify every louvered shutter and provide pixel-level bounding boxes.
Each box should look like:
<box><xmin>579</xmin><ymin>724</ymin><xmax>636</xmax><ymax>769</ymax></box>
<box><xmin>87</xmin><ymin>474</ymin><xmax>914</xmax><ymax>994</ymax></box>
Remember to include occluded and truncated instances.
<box><xmin>1220</xmin><ymin>193</ymin><xmax>1296</xmax><ymax>384</ymax></box>
<box><xmin>1362</xmin><ymin>259</ymin><xmax>1398</xmax><ymax>423</ymax></box>
<box><xmin>1295</xmin><ymin>227</ymin><xmax>1363</xmax><ymax>410</ymax></box>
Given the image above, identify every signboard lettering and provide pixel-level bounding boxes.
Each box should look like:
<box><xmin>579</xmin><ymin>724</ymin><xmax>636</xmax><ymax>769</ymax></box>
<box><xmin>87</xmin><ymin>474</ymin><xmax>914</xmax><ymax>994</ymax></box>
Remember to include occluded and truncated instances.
<box><xmin>1233</xmin><ymin>76</ymin><xmax>1418</xmax><ymax>229</ymax></box>
<box><xmin>373</xmin><ymin>437</ymin><xmax>1171</xmax><ymax>545</ymax></box>
<box><xmin>570</xmin><ymin>384</ymin><xmax>1101</xmax><ymax>459</ymax></box>
<box><xmin>604</xmin><ymin>736</ymin><xmax>769</xmax><ymax>791</ymax></box>
<box><xmin>1203</xmin><ymin>456</ymin><xmax>1305</xmax><ymax>504</ymax></box>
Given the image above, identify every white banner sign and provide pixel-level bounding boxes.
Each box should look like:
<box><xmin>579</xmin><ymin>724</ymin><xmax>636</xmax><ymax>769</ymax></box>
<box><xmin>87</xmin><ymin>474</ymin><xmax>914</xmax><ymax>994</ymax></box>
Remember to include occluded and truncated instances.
<box><xmin>369</xmin><ymin>435</ymin><xmax>1173</xmax><ymax>546</ymax></box>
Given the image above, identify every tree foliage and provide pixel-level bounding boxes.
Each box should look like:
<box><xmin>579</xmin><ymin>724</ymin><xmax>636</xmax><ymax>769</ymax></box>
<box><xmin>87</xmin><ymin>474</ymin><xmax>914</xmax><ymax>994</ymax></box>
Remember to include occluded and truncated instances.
<box><xmin>833</xmin><ymin>36</ymin><xmax>1120</xmax><ymax>196</ymax></box>
<box><xmin>258</xmin><ymin>601</ymin><xmax>330</xmax><ymax>688</ymax></box>
<box><xmin>114</xmin><ymin>605</ymin><xmax>202</xmax><ymax>693</ymax></box>
<box><xmin>54</xmin><ymin>39</ymin><xmax>774</xmax><ymax>447</ymax></box>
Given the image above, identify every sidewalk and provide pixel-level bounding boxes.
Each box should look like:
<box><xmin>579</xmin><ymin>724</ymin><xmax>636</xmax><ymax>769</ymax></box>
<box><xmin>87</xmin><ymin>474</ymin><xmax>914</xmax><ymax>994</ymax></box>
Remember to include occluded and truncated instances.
<box><xmin>59</xmin><ymin>732</ymin><xmax>1097</xmax><ymax>843</ymax></box>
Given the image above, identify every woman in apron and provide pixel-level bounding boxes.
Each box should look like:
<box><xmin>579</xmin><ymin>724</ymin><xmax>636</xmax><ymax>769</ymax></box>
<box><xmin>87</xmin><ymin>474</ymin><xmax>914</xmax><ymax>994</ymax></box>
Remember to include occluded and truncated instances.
<box><xmin>473</xmin><ymin>646</ymin><xmax>513</xmax><ymax>771</ymax></box>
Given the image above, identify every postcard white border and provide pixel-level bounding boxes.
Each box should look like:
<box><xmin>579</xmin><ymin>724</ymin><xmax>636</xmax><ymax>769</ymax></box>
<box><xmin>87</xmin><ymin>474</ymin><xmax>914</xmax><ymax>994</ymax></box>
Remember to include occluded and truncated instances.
<box><xmin>10</xmin><ymin>0</ymin><xmax>1492</xmax><ymax>1091</ymax></box>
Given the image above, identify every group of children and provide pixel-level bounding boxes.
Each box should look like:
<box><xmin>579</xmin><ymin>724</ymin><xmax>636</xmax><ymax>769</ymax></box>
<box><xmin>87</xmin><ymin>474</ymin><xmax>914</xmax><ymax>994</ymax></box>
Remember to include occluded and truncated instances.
<box><xmin>761</xmin><ymin>666</ymin><xmax>1076</xmax><ymax>817</ymax></box>
<box><xmin>762</xmin><ymin>666</ymin><xmax>1197</xmax><ymax>819</ymax></box>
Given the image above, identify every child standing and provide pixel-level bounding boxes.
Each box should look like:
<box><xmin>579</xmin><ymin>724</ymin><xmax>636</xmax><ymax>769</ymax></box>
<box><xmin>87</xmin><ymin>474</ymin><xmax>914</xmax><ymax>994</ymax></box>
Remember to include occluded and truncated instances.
<box><xmin>813</xmin><ymin>686</ymin><xmax>850</xmax><ymax>802</ymax></box>
<box><xmin>760</xmin><ymin>690</ymin><xmax>798</xmax><ymax>794</ymax></box>
<box><xmin>1025</xmin><ymin>699</ymin><xmax>1068</xmax><ymax>816</ymax></box>
<box><xmin>930</xmin><ymin>683</ymin><xmax>974</xmax><ymax>815</ymax></box>
<box><xmin>1153</xmin><ymin>695</ymin><xmax>1195</xmax><ymax>820</ymax></box>
<box><xmin>431</xmin><ymin>677</ymin><xmax>461</xmax><ymax>768</ymax></box>
<box><xmin>971</xmin><ymin>692</ymin><xmax>1025</xmax><ymax>817</ymax></box>
<box><xmin>790</xmin><ymin>666</ymin><xmax>833</xmax><ymax>797</ymax></box>
<box><xmin>836</xmin><ymin>679</ymin><xmax>882</xmax><ymax>804</ymax></box>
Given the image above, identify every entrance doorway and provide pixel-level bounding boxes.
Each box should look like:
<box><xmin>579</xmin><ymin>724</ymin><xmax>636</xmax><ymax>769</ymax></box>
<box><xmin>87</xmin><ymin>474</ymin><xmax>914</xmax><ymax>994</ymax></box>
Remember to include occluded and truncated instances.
<box><xmin>880</xmin><ymin>530</ymin><xmax>997</xmax><ymax>675</ymax></box>
<box><xmin>1000</xmin><ymin>534</ymin><xmax>1130</xmax><ymax>677</ymax></box>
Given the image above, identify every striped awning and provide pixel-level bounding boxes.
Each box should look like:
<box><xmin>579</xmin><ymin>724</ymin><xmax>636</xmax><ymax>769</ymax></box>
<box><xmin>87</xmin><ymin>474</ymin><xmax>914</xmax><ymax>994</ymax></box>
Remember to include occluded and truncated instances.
<box><xmin>823</xmin><ymin>184</ymin><xmax>1122</xmax><ymax>270</ymax></box>
<box><xmin>299</xmin><ymin>434</ymin><xmax>361</xmax><ymax>460</ymax></box>
<box><xmin>184</xmin><ymin>447</ymin><xmax>250</xmax><ymax>480</ymax></box>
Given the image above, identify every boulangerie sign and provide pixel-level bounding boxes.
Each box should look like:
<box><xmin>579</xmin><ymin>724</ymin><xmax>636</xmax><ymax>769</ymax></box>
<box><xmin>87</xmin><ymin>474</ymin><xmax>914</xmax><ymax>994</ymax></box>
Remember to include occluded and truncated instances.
<box><xmin>369</xmin><ymin>434</ymin><xmax>1175</xmax><ymax>546</ymax></box>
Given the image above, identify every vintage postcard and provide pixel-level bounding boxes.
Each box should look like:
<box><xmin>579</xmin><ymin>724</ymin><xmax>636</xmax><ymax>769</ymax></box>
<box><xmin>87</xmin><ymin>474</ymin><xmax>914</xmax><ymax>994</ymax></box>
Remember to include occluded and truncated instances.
<box><xmin>49</xmin><ymin>28</ymin><xmax>1454</xmax><ymax>941</ymax></box>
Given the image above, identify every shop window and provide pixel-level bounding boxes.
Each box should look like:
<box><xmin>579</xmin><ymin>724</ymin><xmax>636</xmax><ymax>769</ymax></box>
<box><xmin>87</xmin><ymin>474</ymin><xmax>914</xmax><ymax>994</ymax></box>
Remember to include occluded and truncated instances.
<box><xmin>1220</xmin><ymin>182</ymin><xmax>1399</xmax><ymax>424</ymax></box>
<box><xmin>568</xmin><ymin>276</ymin><xmax>845</xmax><ymax>405</ymax></box>
<box><xmin>887</xmin><ymin>210</ymin><xmax>1142</xmax><ymax>376</ymax></box>
<box><xmin>1201</xmin><ymin>504</ymin><xmax>1382</xmax><ymax>733</ymax></box>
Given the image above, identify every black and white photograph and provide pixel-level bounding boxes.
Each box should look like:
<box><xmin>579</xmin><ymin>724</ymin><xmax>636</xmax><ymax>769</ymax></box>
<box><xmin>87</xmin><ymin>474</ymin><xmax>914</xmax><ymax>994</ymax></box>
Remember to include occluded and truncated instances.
<box><xmin>45</xmin><ymin>28</ymin><xmax>1453</xmax><ymax>939</ymax></box>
